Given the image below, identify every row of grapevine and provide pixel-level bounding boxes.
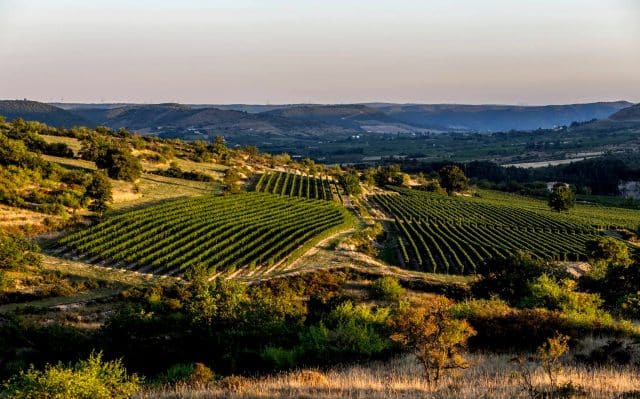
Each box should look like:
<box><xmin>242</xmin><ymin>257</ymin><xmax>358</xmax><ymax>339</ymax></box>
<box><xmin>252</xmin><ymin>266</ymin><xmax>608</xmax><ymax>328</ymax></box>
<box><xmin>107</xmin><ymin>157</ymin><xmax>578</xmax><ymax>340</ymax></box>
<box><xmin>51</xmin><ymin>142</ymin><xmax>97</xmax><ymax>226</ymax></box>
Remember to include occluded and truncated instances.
<box><xmin>253</xmin><ymin>171</ymin><xmax>335</xmax><ymax>201</ymax></box>
<box><xmin>59</xmin><ymin>192</ymin><xmax>353</xmax><ymax>276</ymax></box>
<box><xmin>374</xmin><ymin>189</ymin><xmax>602</xmax><ymax>274</ymax></box>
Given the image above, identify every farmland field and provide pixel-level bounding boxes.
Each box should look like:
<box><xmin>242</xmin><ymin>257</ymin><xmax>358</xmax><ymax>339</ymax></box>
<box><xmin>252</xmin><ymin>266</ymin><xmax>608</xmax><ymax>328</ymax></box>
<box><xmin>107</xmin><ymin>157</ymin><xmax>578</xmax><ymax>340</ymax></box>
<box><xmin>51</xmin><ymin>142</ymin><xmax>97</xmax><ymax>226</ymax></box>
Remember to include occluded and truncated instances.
<box><xmin>58</xmin><ymin>192</ymin><xmax>353</xmax><ymax>277</ymax></box>
<box><xmin>372</xmin><ymin>187</ymin><xmax>604</xmax><ymax>274</ymax></box>
<box><xmin>254</xmin><ymin>171</ymin><xmax>339</xmax><ymax>201</ymax></box>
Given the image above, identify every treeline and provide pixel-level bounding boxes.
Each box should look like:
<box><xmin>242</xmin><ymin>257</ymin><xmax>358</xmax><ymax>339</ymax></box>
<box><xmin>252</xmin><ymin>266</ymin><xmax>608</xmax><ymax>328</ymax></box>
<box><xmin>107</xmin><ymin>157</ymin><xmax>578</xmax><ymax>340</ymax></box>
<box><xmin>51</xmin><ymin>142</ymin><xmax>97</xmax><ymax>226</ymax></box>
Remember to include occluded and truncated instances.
<box><xmin>375</xmin><ymin>156</ymin><xmax>640</xmax><ymax>196</ymax></box>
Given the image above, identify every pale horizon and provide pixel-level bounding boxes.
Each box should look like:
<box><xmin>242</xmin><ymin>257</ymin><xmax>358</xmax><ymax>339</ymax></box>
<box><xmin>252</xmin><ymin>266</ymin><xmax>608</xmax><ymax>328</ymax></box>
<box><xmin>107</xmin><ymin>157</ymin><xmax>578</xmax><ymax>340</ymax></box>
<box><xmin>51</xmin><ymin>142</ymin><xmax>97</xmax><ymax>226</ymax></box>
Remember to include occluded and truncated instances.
<box><xmin>1</xmin><ymin>0</ymin><xmax>639</xmax><ymax>105</ymax></box>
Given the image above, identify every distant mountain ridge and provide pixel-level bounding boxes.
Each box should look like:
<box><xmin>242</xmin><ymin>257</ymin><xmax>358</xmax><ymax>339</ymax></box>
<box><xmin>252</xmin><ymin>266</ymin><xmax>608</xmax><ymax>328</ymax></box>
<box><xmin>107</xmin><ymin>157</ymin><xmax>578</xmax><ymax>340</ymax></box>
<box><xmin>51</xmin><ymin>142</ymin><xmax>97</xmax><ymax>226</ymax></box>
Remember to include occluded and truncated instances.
<box><xmin>371</xmin><ymin>102</ymin><xmax>633</xmax><ymax>131</ymax></box>
<box><xmin>0</xmin><ymin>100</ymin><xmax>90</xmax><ymax>127</ymax></box>
<box><xmin>0</xmin><ymin>99</ymin><xmax>635</xmax><ymax>136</ymax></box>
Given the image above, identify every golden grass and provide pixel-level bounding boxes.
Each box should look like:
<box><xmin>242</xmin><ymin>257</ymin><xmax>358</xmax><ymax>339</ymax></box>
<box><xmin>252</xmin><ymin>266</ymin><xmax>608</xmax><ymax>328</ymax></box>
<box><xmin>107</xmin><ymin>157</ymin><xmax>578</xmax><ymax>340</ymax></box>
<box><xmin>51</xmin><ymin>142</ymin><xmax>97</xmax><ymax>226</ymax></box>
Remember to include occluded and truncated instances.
<box><xmin>109</xmin><ymin>174</ymin><xmax>219</xmax><ymax>211</ymax></box>
<box><xmin>138</xmin><ymin>352</ymin><xmax>640</xmax><ymax>399</ymax></box>
<box><xmin>39</xmin><ymin>134</ymin><xmax>83</xmax><ymax>155</ymax></box>
<box><xmin>0</xmin><ymin>204</ymin><xmax>62</xmax><ymax>235</ymax></box>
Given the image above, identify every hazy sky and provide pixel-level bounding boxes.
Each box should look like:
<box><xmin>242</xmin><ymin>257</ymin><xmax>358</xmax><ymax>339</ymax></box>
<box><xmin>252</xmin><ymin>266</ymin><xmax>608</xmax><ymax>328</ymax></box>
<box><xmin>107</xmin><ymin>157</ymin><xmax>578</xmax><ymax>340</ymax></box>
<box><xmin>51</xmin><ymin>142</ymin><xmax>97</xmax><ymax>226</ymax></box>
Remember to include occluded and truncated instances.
<box><xmin>0</xmin><ymin>0</ymin><xmax>639</xmax><ymax>104</ymax></box>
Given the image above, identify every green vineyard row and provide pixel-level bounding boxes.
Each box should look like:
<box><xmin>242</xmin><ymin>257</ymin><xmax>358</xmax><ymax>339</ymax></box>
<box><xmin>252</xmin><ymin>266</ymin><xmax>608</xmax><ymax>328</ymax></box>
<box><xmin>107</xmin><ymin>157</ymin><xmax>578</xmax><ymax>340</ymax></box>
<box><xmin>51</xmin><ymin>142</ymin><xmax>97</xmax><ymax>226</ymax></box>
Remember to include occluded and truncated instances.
<box><xmin>373</xmin><ymin>188</ymin><xmax>602</xmax><ymax>274</ymax></box>
<box><xmin>253</xmin><ymin>171</ymin><xmax>339</xmax><ymax>202</ymax></box>
<box><xmin>59</xmin><ymin>192</ymin><xmax>354</xmax><ymax>276</ymax></box>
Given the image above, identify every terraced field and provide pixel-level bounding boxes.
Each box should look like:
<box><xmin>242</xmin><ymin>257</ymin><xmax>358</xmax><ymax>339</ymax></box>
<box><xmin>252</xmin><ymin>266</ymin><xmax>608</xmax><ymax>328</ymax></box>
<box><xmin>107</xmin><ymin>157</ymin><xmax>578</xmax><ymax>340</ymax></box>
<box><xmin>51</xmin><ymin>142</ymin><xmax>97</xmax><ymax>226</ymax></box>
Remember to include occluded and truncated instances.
<box><xmin>254</xmin><ymin>171</ymin><xmax>339</xmax><ymax>201</ymax></box>
<box><xmin>58</xmin><ymin>193</ymin><xmax>353</xmax><ymax>278</ymax></box>
<box><xmin>372</xmin><ymin>187</ymin><xmax>603</xmax><ymax>274</ymax></box>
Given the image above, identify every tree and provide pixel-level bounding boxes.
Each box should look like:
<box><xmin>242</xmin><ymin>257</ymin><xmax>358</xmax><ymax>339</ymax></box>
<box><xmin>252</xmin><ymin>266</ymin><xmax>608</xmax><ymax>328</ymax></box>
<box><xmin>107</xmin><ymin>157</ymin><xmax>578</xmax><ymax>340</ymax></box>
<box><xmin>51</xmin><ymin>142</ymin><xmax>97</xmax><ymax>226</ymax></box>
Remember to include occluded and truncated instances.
<box><xmin>548</xmin><ymin>183</ymin><xmax>575</xmax><ymax>212</ymax></box>
<box><xmin>439</xmin><ymin>165</ymin><xmax>468</xmax><ymax>194</ymax></box>
<box><xmin>243</xmin><ymin>145</ymin><xmax>259</xmax><ymax>162</ymax></box>
<box><xmin>86</xmin><ymin>171</ymin><xmax>113</xmax><ymax>216</ymax></box>
<box><xmin>389</xmin><ymin>296</ymin><xmax>476</xmax><ymax>386</ymax></box>
<box><xmin>301</xmin><ymin>158</ymin><xmax>317</xmax><ymax>175</ymax></box>
<box><xmin>375</xmin><ymin>165</ymin><xmax>401</xmax><ymax>187</ymax></box>
<box><xmin>537</xmin><ymin>333</ymin><xmax>570</xmax><ymax>391</ymax></box>
<box><xmin>94</xmin><ymin>143</ymin><xmax>142</xmax><ymax>182</ymax></box>
<box><xmin>211</xmin><ymin>136</ymin><xmax>227</xmax><ymax>157</ymax></box>
<box><xmin>340</xmin><ymin>170</ymin><xmax>362</xmax><ymax>195</ymax></box>
<box><xmin>223</xmin><ymin>168</ymin><xmax>242</xmax><ymax>194</ymax></box>
<box><xmin>362</xmin><ymin>168</ymin><xmax>376</xmax><ymax>187</ymax></box>
<box><xmin>585</xmin><ymin>237</ymin><xmax>632</xmax><ymax>267</ymax></box>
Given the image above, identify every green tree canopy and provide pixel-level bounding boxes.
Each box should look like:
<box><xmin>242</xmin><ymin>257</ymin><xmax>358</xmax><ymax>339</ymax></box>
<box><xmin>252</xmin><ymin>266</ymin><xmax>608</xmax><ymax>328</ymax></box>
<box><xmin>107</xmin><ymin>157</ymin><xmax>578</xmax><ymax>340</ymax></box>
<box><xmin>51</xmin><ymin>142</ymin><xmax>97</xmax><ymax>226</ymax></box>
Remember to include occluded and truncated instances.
<box><xmin>438</xmin><ymin>165</ymin><xmax>469</xmax><ymax>194</ymax></box>
<box><xmin>340</xmin><ymin>170</ymin><xmax>362</xmax><ymax>195</ymax></box>
<box><xmin>548</xmin><ymin>182</ymin><xmax>575</xmax><ymax>212</ymax></box>
<box><xmin>86</xmin><ymin>171</ymin><xmax>113</xmax><ymax>216</ymax></box>
<box><xmin>223</xmin><ymin>167</ymin><xmax>242</xmax><ymax>194</ymax></box>
<box><xmin>586</xmin><ymin>237</ymin><xmax>632</xmax><ymax>267</ymax></box>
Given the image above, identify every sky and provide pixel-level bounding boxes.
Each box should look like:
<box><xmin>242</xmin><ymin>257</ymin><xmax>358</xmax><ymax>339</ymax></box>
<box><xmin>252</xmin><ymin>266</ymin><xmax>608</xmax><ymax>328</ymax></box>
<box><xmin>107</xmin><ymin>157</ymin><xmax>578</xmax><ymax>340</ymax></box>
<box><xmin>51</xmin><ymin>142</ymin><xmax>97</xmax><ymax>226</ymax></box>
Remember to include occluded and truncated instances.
<box><xmin>0</xmin><ymin>0</ymin><xmax>639</xmax><ymax>105</ymax></box>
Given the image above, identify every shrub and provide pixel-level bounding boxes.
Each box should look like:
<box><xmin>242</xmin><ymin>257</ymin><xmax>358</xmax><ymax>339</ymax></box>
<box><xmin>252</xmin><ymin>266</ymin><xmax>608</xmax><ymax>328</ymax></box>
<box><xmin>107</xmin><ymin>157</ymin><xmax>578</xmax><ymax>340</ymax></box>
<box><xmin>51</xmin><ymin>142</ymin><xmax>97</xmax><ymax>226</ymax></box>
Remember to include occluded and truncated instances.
<box><xmin>389</xmin><ymin>296</ymin><xmax>476</xmax><ymax>386</ymax></box>
<box><xmin>261</xmin><ymin>346</ymin><xmax>298</xmax><ymax>370</ymax></box>
<box><xmin>0</xmin><ymin>233</ymin><xmax>41</xmax><ymax>271</ymax></box>
<box><xmin>369</xmin><ymin>276</ymin><xmax>405</xmax><ymax>301</ymax></box>
<box><xmin>294</xmin><ymin>301</ymin><xmax>392</xmax><ymax>364</ymax></box>
<box><xmin>473</xmin><ymin>251</ymin><xmax>569</xmax><ymax>306</ymax></box>
<box><xmin>218</xmin><ymin>375</ymin><xmax>249</xmax><ymax>392</ymax></box>
<box><xmin>187</xmin><ymin>363</ymin><xmax>214</xmax><ymax>387</ymax></box>
<box><xmin>1</xmin><ymin>352</ymin><xmax>140</xmax><ymax>399</ymax></box>
<box><xmin>522</xmin><ymin>275</ymin><xmax>604</xmax><ymax>317</ymax></box>
<box><xmin>163</xmin><ymin>363</ymin><xmax>195</xmax><ymax>385</ymax></box>
<box><xmin>585</xmin><ymin>237</ymin><xmax>632</xmax><ymax>267</ymax></box>
<box><xmin>619</xmin><ymin>291</ymin><xmax>640</xmax><ymax>319</ymax></box>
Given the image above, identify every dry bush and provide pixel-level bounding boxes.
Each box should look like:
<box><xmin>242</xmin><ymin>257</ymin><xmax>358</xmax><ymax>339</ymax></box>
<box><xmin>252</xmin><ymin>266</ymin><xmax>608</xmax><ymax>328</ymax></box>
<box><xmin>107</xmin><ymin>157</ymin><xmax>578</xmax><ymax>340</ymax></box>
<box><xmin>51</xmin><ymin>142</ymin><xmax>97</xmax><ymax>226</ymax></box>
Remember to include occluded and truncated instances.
<box><xmin>217</xmin><ymin>375</ymin><xmax>249</xmax><ymax>392</ymax></box>
<box><xmin>289</xmin><ymin>370</ymin><xmax>328</xmax><ymax>386</ymax></box>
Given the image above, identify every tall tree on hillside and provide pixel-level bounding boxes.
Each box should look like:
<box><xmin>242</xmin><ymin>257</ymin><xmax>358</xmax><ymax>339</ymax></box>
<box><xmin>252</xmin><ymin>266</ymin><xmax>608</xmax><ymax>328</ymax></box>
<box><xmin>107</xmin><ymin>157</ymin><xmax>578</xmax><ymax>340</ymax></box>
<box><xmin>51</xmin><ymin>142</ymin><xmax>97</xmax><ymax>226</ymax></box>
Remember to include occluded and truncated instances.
<box><xmin>439</xmin><ymin>165</ymin><xmax>469</xmax><ymax>194</ymax></box>
<box><xmin>96</xmin><ymin>144</ymin><xmax>142</xmax><ymax>182</ymax></box>
<box><xmin>211</xmin><ymin>136</ymin><xmax>227</xmax><ymax>157</ymax></box>
<box><xmin>223</xmin><ymin>167</ymin><xmax>242</xmax><ymax>194</ymax></box>
<box><xmin>86</xmin><ymin>171</ymin><xmax>113</xmax><ymax>216</ymax></box>
<box><xmin>340</xmin><ymin>170</ymin><xmax>362</xmax><ymax>195</ymax></box>
<box><xmin>374</xmin><ymin>164</ymin><xmax>402</xmax><ymax>187</ymax></box>
<box><xmin>548</xmin><ymin>183</ymin><xmax>575</xmax><ymax>212</ymax></box>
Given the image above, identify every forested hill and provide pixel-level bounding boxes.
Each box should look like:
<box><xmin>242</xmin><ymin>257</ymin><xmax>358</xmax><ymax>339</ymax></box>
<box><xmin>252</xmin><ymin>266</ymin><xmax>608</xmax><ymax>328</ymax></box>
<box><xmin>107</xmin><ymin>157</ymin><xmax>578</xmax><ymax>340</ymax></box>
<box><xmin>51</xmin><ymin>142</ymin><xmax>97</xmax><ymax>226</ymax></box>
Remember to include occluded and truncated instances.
<box><xmin>0</xmin><ymin>100</ymin><xmax>90</xmax><ymax>127</ymax></box>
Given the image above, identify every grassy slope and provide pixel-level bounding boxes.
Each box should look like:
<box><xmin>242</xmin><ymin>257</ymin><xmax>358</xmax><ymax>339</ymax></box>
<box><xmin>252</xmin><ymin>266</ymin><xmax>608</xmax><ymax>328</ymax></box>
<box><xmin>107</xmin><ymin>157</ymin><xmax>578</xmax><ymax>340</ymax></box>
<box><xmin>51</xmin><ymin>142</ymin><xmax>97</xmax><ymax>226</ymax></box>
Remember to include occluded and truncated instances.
<box><xmin>40</xmin><ymin>154</ymin><xmax>221</xmax><ymax>211</ymax></box>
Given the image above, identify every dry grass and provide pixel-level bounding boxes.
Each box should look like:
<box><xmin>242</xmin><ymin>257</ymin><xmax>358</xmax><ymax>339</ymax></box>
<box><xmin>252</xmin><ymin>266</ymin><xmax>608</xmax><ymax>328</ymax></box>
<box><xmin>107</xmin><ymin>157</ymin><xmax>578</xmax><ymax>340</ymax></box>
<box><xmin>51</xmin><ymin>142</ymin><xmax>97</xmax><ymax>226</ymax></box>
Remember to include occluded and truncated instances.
<box><xmin>139</xmin><ymin>352</ymin><xmax>640</xmax><ymax>399</ymax></box>
<box><xmin>109</xmin><ymin>174</ymin><xmax>218</xmax><ymax>211</ymax></box>
<box><xmin>0</xmin><ymin>204</ymin><xmax>63</xmax><ymax>235</ymax></box>
<box><xmin>39</xmin><ymin>134</ymin><xmax>83</xmax><ymax>155</ymax></box>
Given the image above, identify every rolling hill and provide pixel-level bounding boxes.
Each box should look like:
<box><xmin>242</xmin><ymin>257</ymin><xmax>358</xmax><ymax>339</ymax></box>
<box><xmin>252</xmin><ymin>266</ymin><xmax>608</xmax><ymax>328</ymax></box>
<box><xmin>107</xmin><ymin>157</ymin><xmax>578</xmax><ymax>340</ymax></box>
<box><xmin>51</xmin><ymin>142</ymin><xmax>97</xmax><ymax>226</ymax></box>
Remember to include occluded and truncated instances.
<box><xmin>573</xmin><ymin>103</ymin><xmax>640</xmax><ymax>131</ymax></box>
<box><xmin>371</xmin><ymin>101</ymin><xmax>632</xmax><ymax>132</ymax></box>
<box><xmin>1</xmin><ymin>100</ymin><xmax>634</xmax><ymax>139</ymax></box>
<box><xmin>0</xmin><ymin>100</ymin><xmax>90</xmax><ymax>127</ymax></box>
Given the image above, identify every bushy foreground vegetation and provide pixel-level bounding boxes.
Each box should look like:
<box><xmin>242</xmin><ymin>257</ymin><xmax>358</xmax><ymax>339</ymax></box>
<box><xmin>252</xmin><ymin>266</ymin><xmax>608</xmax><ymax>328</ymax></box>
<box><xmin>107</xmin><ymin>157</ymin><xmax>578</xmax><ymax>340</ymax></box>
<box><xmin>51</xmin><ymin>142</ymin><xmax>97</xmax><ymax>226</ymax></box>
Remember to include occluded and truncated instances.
<box><xmin>3</xmin><ymin>228</ymin><xmax>640</xmax><ymax>398</ymax></box>
<box><xmin>58</xmin><ymin>193</ymin><xmax>354</xmax><ymax>276</ymax></box>
<box><xmin>2</xmin><ymin>353</ymin><xmax>140</xmax><ymax>399</ymax></box>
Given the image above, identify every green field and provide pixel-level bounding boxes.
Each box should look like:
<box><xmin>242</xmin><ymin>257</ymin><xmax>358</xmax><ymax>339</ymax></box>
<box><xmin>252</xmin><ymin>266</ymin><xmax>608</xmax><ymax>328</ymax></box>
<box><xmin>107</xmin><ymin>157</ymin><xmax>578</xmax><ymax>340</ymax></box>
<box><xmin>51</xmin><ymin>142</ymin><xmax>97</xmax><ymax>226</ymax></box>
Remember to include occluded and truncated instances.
<box><xmin>254</xmin><ymin>171</ymin><xmax>339</xmax><ymax>201</ymax></box>
<box><xmin>58</xmin><ymin>192</ymin><xmax>353</xmax><ymax>277</ymax></box>
<box><xmin>373</xmin><ymin>188</ymin><xmax>604</xmax><ymax>274</ymax></box>
<box><xmin>477</xmin><ymin>190</ymin><xmax>640</xmax><ymax>231</ymax></box>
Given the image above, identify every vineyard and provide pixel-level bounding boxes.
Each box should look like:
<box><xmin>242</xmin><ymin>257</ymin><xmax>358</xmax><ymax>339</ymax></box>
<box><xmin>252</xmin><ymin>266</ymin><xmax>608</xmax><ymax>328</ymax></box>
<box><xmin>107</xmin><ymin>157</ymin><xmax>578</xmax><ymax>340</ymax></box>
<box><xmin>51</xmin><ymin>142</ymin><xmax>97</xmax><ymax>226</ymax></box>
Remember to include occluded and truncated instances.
<box><xmin>58</xmin><ymin>193</ymin><xmax>353</xmax><ymax>277</ymax></box>
<box><xmin>372</xmin><ymin>187</ymin><xmax>603</xmax><ymax>274</ymax></box>
<box><xmin>253</xmin><ymin>171</ymin><xmax>340</xmax><ymax>202</ymax></box>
